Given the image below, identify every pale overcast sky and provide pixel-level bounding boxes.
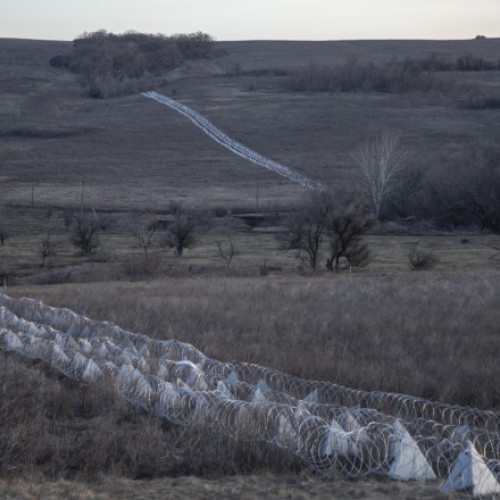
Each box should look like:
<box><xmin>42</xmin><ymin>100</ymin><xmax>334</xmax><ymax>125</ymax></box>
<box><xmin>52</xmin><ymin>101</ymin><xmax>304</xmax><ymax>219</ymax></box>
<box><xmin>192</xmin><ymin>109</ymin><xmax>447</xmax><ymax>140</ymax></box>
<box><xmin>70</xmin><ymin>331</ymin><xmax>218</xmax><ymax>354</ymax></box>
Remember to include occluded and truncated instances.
<box><xmin>2</xmin><ymin>0</ymin><xmax>499</xmax><ymax>41</ymax></box>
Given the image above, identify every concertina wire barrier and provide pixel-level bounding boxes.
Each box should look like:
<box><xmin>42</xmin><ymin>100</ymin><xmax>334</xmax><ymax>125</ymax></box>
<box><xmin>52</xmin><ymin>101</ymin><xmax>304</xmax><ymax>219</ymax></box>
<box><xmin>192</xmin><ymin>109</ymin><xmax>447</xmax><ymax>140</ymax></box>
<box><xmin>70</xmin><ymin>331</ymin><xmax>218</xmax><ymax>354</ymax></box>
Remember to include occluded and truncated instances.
<box><xmin>142</xmin><ymin>91</ymin><xmax>328</xmax><ymax>192</ymax></box>
<box><xmin>1</xmin><ymin>292</ymin><xmax>500</xmax><ymax>498</ymax></box>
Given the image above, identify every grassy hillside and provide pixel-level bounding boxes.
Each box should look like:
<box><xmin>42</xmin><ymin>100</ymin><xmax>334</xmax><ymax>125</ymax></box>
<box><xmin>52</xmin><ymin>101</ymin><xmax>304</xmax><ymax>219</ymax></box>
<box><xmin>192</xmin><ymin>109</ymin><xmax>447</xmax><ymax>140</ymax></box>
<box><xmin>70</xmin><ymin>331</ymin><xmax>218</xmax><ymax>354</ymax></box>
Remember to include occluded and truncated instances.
<box><xmin>1</xmin><ymin>37</ymin><xmax>499</xmax><ymax>284</ymax></box>
<box><xmin>2</xmin><ymin>37</ymin><xmax>500</xmax><ymax>209</ymax></box>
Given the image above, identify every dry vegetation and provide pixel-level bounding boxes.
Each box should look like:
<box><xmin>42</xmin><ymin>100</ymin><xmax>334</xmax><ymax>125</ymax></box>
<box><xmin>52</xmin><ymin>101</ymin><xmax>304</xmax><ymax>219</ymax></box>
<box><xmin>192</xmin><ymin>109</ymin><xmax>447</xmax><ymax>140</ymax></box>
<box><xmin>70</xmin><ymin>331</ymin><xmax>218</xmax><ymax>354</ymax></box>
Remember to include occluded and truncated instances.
<box><xmin>3</xmin><ymin>273</ymin><xmax>492</xmax><ymax>498</ymax></box>
<box><xmin>1</xmin><ymin>35</ymin><xmax>500</xmax><ymax>497</ymax></box>
<box><xmin>10</xmin><ymin>273</ymin><xmax>500</xmax><ymax>409</ymax></box>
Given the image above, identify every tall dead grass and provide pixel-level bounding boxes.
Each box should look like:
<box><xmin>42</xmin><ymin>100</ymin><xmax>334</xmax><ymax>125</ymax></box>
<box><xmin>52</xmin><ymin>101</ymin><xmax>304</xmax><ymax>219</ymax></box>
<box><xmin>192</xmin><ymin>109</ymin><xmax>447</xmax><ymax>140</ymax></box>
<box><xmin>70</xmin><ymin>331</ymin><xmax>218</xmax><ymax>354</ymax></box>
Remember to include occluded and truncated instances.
<box><xmin>3</xmin><ymin>271</ymin><xmax>499</xmax><ymax>483</ymax></box>
<box><xmin>11</xmin><ymin>271</ymin><xmax>500</xmax><ymax>409</ymax></box>
<box><xmin>0</xmin><ymin>350</ymin><xmax>299</xmax><ymax>480</ymax></box>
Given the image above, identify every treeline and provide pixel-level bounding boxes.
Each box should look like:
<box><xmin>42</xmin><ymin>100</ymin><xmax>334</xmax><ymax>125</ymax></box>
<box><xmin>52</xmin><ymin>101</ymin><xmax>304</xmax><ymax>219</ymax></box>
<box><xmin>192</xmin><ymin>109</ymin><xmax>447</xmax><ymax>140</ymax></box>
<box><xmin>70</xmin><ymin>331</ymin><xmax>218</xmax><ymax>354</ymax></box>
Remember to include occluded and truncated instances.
<box><xmin>376</xmin><ymin>144</ymin><xmax>500</xmax><ymax>234</ymax></box>
<box><xmin>342</xmin><ymin>132</ymin><xmax>500</xmax><ymax>236</ymax></box>
<box><xmin>50</xmin><ymin>30</ymin><xmax>216</xmax><ymax>98</ymax></box>
<box><xmin>285</xmin><ymin>54</ymin><xmax>500</xmax><ymax>94</ymax></box>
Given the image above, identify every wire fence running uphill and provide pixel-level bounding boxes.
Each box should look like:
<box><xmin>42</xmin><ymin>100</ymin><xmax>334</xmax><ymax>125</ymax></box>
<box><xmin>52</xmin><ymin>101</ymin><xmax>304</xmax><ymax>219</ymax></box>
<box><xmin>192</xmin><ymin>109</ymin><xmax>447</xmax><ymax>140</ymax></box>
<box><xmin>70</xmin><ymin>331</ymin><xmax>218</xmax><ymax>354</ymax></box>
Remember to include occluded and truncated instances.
<box><xmin>1</xmin><ymin>293</ymin><xmax>500</xmax><ymax>498</ymax></box>
<box><xmin>142</xmin><ymin>91</ymin><xmax>327</xmax><ymax>191</ymax></box>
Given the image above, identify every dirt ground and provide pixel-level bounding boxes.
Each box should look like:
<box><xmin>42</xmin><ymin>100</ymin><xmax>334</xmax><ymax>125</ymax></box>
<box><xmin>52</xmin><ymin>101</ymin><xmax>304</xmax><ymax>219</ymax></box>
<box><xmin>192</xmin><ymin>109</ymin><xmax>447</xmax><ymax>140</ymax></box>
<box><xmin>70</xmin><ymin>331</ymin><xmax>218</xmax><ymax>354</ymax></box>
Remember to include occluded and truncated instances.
<box><xmin>0</xmin><ymin>472</ymin><xmax>465</xmax><ymax>500</ymax></box>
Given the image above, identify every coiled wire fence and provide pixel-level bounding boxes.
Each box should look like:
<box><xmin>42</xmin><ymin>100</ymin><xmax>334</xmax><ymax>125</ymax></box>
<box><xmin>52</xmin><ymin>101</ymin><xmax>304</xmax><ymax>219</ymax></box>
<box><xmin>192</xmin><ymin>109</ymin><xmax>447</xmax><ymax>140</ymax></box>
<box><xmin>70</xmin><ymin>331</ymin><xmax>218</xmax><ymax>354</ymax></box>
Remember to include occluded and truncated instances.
<box><xmin>142</xmin><ymin>91</ymin><xmax>327</xmax><ymax>191</ymax></box>
<box><xmin>1</xmin><ymin>292</ymin><xmax>499</xmax><ymax>497</ymax></box>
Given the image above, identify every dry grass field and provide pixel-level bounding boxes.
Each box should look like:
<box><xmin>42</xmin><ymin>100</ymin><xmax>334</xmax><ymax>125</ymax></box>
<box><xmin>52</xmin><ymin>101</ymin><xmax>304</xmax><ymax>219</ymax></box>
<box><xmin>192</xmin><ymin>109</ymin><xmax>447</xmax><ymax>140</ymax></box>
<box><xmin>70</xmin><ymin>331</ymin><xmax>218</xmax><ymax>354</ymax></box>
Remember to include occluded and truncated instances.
<box><xmin>2</xmin><ymin>37</ymin><xmax>500</xmax><ymax>208</ymax></box>
<box><xmin>1</xmin><ymin>273</ymin><xmax>491</xmax><ymax>499</ymax></box>
<box><xmin>1</xmin><ymin>37</ymin><xmax>500</xmax><ymax>283</ymax></box>
<box><xmin>1</xmin><ymin>36</ymin><xmax>500</xmax><ymax>498</ymax></box>
<box><xmin>10</xmin><ymin>272</ymin><xmax>500</xmax><ymax>409</ymax></box>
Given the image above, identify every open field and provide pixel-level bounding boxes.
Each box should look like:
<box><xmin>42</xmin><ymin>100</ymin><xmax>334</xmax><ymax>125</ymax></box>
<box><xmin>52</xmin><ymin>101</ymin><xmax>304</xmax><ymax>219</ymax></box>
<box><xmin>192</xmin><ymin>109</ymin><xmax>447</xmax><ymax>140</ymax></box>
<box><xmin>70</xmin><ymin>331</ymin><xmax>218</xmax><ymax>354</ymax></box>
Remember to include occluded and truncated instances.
<box><xmin>1</xmin><ymin>36</ymin><xmax>500</xmax><ymax>498</ymax></box>
<box><xmin>0</xmin><ymin>199</ymin><xmax>499</xmax><ymax>284</ymax></box>
<box><xmin>1</xmin><ymin>37</ymin><xmax>500</xmax><ymax>284</ymax></box>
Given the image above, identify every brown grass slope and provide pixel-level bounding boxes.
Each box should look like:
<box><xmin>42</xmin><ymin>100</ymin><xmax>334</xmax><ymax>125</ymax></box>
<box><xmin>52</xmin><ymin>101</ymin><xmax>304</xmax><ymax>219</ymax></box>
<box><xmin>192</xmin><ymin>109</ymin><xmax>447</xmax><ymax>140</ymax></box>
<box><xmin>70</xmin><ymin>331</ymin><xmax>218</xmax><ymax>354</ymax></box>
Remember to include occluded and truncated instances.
<box><xmin>1</xmin><ymin>37</ymin><xmax>500</xmax><ymax>210</ymax></box>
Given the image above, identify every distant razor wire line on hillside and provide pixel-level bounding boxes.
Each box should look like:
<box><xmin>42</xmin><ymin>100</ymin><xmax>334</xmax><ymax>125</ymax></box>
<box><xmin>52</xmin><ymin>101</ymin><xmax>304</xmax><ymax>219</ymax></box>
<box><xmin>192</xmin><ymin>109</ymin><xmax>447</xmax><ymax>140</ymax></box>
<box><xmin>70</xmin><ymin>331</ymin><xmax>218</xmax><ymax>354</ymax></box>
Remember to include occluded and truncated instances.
<box><xmin>2</xmin><ymin>293</ymin><xmax>500</xmax><ymax>497</ymax></box>
<box><xmin>142</xmin><ymin>91</ymin><xmax>328</xmax><ymax>191</ymax></box>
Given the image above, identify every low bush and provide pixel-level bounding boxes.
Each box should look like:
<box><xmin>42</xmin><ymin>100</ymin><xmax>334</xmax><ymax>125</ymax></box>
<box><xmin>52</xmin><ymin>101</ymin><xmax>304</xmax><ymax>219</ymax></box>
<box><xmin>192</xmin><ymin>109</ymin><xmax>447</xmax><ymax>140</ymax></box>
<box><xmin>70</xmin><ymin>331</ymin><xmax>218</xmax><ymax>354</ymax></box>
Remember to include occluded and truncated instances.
<box><xmin>408</xmin><ymin>242</ymin><xmax>437</xmax><ymax>270</ymax></box>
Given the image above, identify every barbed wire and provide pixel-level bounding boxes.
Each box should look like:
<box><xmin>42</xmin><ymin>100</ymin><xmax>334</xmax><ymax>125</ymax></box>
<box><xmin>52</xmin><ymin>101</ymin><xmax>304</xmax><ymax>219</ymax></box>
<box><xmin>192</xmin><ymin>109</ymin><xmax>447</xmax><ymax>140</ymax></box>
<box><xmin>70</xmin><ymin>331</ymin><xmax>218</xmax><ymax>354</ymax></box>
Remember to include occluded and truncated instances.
<box><xmin>142</xmin><ymin>91</ymin><xmax>327</xmax><ymax>191</ymax></box>
<box><xmin>1</xmin><ymin>293</ymin><xmax>499</xmax><ymax>497</ymax></box>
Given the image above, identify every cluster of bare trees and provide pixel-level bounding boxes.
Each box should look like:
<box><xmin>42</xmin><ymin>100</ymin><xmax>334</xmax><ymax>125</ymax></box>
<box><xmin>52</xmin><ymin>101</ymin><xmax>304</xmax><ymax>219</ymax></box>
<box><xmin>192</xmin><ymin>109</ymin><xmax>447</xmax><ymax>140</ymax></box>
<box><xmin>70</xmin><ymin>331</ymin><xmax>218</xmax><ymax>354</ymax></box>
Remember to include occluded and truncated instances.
<box><xmin>285</xmin><ymin>59</ymin><xmax>448</xmax><ymax>94</ymax></box>
<box><xmin>285</xmin><ymin>54</ymin><xmax>500</xmax><ymax>95</ymax></box>
<box><xmin>51</xmin><ymin>30</ymin><xmax>216</xmax><ymax>98</ymax></box>
<box><xmin>281</xmin><ymin>131</ymin><xmax>499</xmax><ymax>272</ymax></box>
<box><xmin>283</xmin><ymin>191</ymin><xmax>375</xmax><ymax>271</ymax></box>
<box><xmin>69</xmin><ymin>213</ymin><xmax>101</xmax><ymax>255</ymax></box>
<box><xmin>353</xmin><ymin>133</ymin><xmax>500</xmax><ymax>234</ymax></box>
<box><xmin>281</xmin><ymin>132</ymin><xmax>408</xmax><ymax>272</ymax></box>
<box><xmin>135</xmin><ymin>204</ymin><xmax>200</xmax><ymax>273</ymax></box>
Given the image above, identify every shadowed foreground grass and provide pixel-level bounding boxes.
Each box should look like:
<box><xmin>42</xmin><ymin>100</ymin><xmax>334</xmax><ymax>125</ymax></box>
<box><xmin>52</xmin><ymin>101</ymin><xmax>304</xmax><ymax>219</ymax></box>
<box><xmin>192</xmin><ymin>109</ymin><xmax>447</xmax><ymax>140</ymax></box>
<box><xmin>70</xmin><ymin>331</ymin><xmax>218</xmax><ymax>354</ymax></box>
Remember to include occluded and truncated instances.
<box><xmin>0</xmin><ymin>473</ymin><xmax>460</xmax><ymax>500</ymax></box>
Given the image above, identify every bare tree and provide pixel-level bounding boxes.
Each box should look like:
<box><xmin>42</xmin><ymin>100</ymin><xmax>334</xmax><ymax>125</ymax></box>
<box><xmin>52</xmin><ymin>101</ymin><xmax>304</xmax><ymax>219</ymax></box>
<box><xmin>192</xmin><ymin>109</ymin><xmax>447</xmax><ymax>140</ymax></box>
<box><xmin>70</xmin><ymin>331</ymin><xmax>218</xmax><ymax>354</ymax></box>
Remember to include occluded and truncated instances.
<box><xmin>40</xmin><ymin>231</ymin><xmax>56</xmax><ymax>267</ymax></box>
<box><xmin>424</xmin><ymin>144</ymin><xmax>500</xmax><ymax>232</ymax></box>
<box><xmin>62</xmin><ymin>209</ymin><xmax>74</xmax><ymax>232</ymax></box>
<box><xmin>325</xmin><ymin>199</ymin><xmax>375</xmax><ymax>271</ymax></box>
<box><xmin>355</xmin><ymin>132</ymin><xmax>408</xmax><ymax>219</ymax></box>
<box><xmin>216</xmin><ymin>234</ymin><xmax>234</xmax><ymax>270</ymax></box>
<box><xmin>162</xmin><ymin>204</ymin><xmax>197</xmax><ymax>257</ymax></box>
<box><xmin>385</xmin><ymin>161</ymin><xmax>427</xmax><ymax>221</ymax></box>
<box><xmin>459</xmin><ymin>161</ymin><xmax>500</xmax><ymax>233</ymax></box>
<box><xmin>283</xmin><ymin>191</ymin><xmax>374</xmax><ymax>271</ymax></box>
<box><xmin>136</xmin><ymin>219</ymin><xmax>158</xmax><ymax>273</ymax></box>
<box><xmin>70</xmin><ymin>213</ymin><xmax>100</xmax><ymax>255</ymax></box>
<box><xmin>0</xmin><ymin>226</ymin><xmax>8</xmax><ymax>246</ymax></box>
<box><xmin>282</xmin><ymin>190</ymin><xmax>332</xmax><ymax>270</ymax></box>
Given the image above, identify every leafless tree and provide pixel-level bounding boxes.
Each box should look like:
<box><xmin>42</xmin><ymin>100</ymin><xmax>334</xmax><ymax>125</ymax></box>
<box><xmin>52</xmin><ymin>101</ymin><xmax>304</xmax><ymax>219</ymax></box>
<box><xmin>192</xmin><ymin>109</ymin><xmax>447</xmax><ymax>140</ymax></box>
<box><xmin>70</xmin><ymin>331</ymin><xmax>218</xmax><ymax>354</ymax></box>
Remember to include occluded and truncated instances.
<box><xmin>216</xmin><ymin>234</ymin><xmax>234</xmax><ymax>270</ymax></box>
<box><xmin>70</xmin><ymin>214</ymin><xmax>100</xmax><ymax>255</ymax></box>
<box><xmin>62</xmin><ymin>210</ymin><xmax>74</xmax><ymax>232</ymax></box>
<box><xmin>355</xmin><ymin>132</ymin><xmax>408</xmax><ymax>219</ymax></box>
<box><xmin>41</xmin><ymin>231</ymin><xmax>56</xmax><ymax>267</ymax></box>
<box><xmin>282</xmin><ymin>190</ymin><xmax>332</xmax><ymax>270</ymax></box>
<box><xmin>162</xmin><ymin>204</ymin><xmax>198</xmax><ymax>257</ymax></box>
<box><xmin>136</xmin><ymin>218</ymin><xmax>158</xmax><ymax>273</ymax></box>
<box><xmin>424</xmin><ymin>144</ymin><xmax>500</xmax><ymax>232</ymax></box>
<box><xmin>0</xmin><ymin>226</ymin><xmax>8</xmax><ymax>246</ymax></box>
<box><xmin>325</xmin><ymin>199</ymin><xmax>375</xmax><ymax>271</ymax></box>
<box><xmin>284</xmin><ymin>191</ymin><xmax>374</xmax><ymax>271</ymax></box>
<box><xmin>459</xmin><ymin>162</ymin><xmax>500</xmax><ymax>233</ymax></box>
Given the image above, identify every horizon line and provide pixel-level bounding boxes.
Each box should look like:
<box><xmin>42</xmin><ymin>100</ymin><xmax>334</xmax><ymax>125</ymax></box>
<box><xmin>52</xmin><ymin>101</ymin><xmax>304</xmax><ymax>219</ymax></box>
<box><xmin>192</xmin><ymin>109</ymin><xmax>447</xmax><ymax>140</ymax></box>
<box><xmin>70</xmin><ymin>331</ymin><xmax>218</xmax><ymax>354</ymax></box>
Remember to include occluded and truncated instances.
<box><xmin>2</xmin><ymin>34</ymin><xmax>499</xmax><ymax>44</ymax></box>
